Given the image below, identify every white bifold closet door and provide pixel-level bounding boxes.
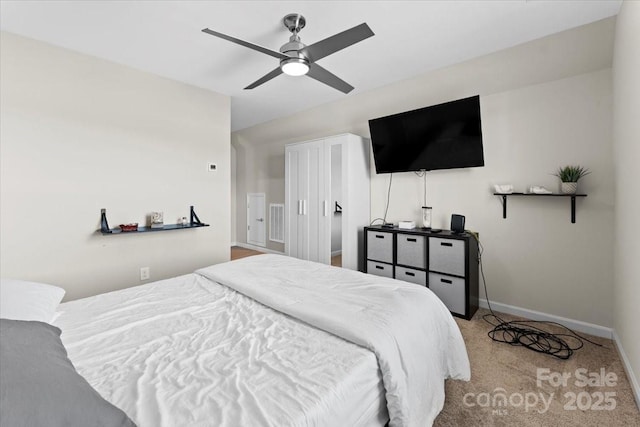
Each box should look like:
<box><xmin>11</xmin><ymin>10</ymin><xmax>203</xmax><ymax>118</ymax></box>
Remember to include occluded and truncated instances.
<box><xmin>285</xmin><ymin>140</ymin><xmax>329</xmax><ymax>265</ymax></box>
<box><xmin>285</xmin><ymin>134</ymin><xmax>369</xmax><ymax>270</ymax></box>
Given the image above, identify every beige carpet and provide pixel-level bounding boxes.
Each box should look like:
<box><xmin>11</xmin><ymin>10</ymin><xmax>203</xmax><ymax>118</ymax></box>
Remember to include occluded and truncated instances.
<box><xmin>435</xmin><ymin>308</ymin><xmax>640</xmax><ymax>426</ymax></box>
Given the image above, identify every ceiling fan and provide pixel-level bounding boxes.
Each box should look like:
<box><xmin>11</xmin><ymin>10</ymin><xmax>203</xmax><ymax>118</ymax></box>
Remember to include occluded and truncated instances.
<box><xmin>202</xmin><ymin>14</ymin><xmax>374</xmax><ymax>94</ymax></box>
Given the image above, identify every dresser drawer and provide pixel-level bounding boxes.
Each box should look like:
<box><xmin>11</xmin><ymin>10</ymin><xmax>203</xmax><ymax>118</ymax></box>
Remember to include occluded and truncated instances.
<box><xmin>429</xmin><ymin>237</ymin><xmax>465</xmax><ymax>277</ymax></box>
<box><xmin>367</xmin><ymin>261</ymin><xmax>393</xmax><ymax>278</ymax></box>
<box><xmin>396</xmin><ymin>234</ymin><xmax>426</xmax><ymax>269</ymax></box>
<box><xmin>428</xmin><ymin>272</ymin><xmax>465</xmax><ymax>315</ymax></box>
<box><xmin>395</xmin><ymin>266</ymin><xmax>426</xmax><ymax>286</ymax></box>
<box><xmin>367</xmin><ymin>231</ymin><xmax>393</xmax><ymax>263</ymax></box>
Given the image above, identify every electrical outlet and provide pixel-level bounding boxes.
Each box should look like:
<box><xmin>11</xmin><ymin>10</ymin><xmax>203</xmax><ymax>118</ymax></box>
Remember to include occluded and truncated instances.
<box><xmin>140</xmin><ymin>267</ymin><xmax>150</xmax><ymax>281</ymax></box>
<box><xmin>207</xmin><ymin>162</ymin><xmax>217</xmax><ymax>172</ymax></box>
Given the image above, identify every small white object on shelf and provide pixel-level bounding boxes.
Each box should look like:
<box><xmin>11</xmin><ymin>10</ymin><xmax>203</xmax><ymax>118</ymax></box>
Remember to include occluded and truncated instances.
<box><xmin>150</xmin><ymin>211</ymin><xmax>164</xmax><ymax>228</ymax></box>
<box><xmin>529</xmin><ymin>186</ymin><xmax>552</xmax><ymax>194</ymax></box>
<box><xmin>398</xmin><ymin>220</ymin><xmax>416</xmax><ymax>230</ymax></box>
<box><xmin>494</xmin><ymin>184</ymin><xmax>514</xmax><ymax>194</ymax></box>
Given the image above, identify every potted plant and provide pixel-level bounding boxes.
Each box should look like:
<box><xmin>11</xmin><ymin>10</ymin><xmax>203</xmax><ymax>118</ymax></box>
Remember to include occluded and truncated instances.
<box><xmin>554</xmin><ymin>165</ymin><xmax>590</xmax><ymax>194</ymax></box>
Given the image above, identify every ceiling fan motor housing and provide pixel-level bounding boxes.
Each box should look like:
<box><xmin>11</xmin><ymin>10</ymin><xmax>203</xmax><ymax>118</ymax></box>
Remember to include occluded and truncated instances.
<box><xmin>280</xmin><ymin>37</ymin><xmax>309</xmax><ymax>62</ymax></box>
<box><xmin>281</xmin><ymin>13</ymin><xmax>309</xmax><ymax>66</ymax></box>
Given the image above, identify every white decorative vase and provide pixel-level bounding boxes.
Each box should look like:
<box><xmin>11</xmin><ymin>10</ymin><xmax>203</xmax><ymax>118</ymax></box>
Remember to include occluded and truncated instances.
<box><xmin>561</xmin><ymin>182</ymin><xmax>578</xmax><ymax>194</ymax></box>
<box><xmin>421</xmin><ymin>206</ymin><xmax>432</xmax><ymax>228</ymax></box>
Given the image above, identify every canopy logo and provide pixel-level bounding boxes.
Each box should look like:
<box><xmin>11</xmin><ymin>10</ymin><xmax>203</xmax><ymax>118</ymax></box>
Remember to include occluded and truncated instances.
<box><xmin>463</xmin><ymin>367</ymin><xmax>618</xmax><ymax>416</ymax></box>
<box><xmin>463</xmin><ymin>388</ymin><xmax>553</xmax><ymax>415</ymax></box>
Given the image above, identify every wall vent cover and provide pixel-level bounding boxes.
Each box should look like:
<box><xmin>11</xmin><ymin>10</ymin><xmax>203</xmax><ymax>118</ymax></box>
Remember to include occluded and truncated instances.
<box><xmin>269</xmin><ymin>203</ymin><xmax>285</xmax><ymax>243</ymax></box>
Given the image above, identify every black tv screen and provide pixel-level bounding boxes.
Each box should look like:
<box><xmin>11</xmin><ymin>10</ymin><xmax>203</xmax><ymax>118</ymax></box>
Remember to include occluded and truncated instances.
<box><xmin>368</xmin><ymin>95</ymin><xmax>484</xmax><ymax>173</ymax></box>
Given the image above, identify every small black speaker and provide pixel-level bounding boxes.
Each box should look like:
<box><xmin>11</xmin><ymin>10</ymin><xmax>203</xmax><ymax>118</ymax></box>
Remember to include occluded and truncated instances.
<box><xmin>451</xmin><ymin>214</ymin><xmax>465</xmax><ymax>234</ymax></box>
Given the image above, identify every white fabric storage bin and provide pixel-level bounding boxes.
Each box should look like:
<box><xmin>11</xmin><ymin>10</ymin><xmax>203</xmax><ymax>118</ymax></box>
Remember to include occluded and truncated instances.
<box><xmin>367</xmin><ymin>231</ymin><xmax>393</xmax><ymax>263</ymax></box>
<box><xmin>395</xmin><ymin>266</ymin><xmax>427</xmax><ymax>286</ymax></box>
<box><xmin>428</xmin><ymin>272</ymin><xmax>465</xmax><ymax>315</ymax></box>
<box><xmin>396</xmin><ymin>234</ymin><xmax>426</xmax><ymax>269</ymax></box>
<box><xmin>429</xmin><ymin>237</ymin><xmax>465</xmax><ymax>277</ymax></box>
<box><xmin>367</xmin><ymin>261</ymin><xmax>393</xmax><ymax>278</ymax></box>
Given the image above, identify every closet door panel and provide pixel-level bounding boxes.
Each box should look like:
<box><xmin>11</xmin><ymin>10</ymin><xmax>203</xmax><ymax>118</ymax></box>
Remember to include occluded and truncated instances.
<box><xmin>305</xmin><ymin>141</ymin><xmax>327</xmax><ymax>264</ymax></box>
<box><xmin>285</xmin><ymin>146</ymin><xmax>308</xmax><ymax>259</ymax></box>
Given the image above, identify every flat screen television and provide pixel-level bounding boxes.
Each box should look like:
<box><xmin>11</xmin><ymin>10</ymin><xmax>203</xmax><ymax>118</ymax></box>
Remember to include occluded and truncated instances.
<box><xmin>368</xmin><ymin>95</ymin><xmax>484</xmax><ymax>173</ymax></box>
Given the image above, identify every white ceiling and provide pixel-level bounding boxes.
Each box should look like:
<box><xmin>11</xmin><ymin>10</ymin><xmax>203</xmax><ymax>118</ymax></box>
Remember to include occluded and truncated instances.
<box><xmin>0</xmin><ymin>1</ymin><xmax>621</xmax><ymax>131</ymax></box>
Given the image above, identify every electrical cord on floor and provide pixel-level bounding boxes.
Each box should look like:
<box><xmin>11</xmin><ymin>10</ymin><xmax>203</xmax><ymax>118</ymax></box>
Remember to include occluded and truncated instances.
<box><xmin>470</xmin><ymin>232</ymin><xmax>603</xmax><ymax>360</ymax></box>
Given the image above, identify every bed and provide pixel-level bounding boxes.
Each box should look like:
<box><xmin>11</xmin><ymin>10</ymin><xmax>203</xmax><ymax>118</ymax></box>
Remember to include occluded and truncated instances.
<box><xmin>1</xmin><ymin>254</ymin><xmax>470</xmax><ymax>427</ymax></box>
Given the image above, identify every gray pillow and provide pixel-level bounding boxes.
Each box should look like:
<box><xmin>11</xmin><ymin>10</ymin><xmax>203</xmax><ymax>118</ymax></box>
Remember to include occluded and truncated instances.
<box><xmin>0</xmin><ymin>319</ymin><xmax>136</xmax><ymax>427</ymax></box>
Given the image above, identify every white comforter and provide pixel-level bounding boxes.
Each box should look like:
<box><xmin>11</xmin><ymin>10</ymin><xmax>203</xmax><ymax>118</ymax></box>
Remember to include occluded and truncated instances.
<box><xmin>196</xmin><ymin>254</ymin><xmax>470</xmax><ymax>427</ymax></box>
<box><xmin>56</xmin><ymin>272</ymin><xmax>388</xmax><ymax>427</ymax></box>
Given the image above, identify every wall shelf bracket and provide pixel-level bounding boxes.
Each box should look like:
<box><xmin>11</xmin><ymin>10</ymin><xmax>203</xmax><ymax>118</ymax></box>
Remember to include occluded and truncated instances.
<box><xmin>190</xmin><ymin>205</ymin><xmax>203</xmax><ymax>225</ymax></box>
<box><xmin>100</xmin><ymin>208</ymin><xmax>112</xmax><ymax>234</ymax></box>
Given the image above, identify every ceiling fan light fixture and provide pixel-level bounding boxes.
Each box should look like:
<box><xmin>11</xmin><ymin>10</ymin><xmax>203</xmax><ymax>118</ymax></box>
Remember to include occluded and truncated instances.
<box><xmin>281</xmin><ymin>57</ymin><xmax>309</xmax><ymax>76</ymax></box>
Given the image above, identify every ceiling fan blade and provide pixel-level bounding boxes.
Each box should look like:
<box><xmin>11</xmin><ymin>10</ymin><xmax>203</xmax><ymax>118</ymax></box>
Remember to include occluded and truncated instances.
<box><xmin>244</xmin><ymin>67</ymin><xmax>283</xmax><ymax>90</ymax></box>
<box><xmin>202</xmin><ymin>28</ymin><xmax>289</xmax><ymax>60</ymax></box>
<box><xmin>306</xmin><ymin>63</ymin><xmax>354</xmax><ymax>94</ymax></box>
<box><xmin>302</xmin><ymin>23</ymin><xmax>374</xmax><ymax>63</ymax></box>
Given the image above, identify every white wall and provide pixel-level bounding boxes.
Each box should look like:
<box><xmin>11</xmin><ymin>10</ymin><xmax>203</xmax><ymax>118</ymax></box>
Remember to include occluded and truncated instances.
<box><xmin>0</xmin><ymin>32</ymin><xmax>231</xmax><ymax>301</ymax></box>
<box><xmin>612</xmin><ymin>0</ymin><xmax>640</xmax><ymax>405</ymax></box>
<box><xmin>232</xmin><ymin>18</ymin><xmax>616</xmax><ymax>327</ymax></box>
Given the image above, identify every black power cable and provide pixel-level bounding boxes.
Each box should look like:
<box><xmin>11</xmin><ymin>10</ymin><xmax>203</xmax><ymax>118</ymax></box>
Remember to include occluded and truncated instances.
<box><xmin>470</xmin><ymin>232</ymin><xmax>603</xmax><ymax>360</ymax></box>
<box><xmin>370</xmin><ymin>173</ymin><xmax>393</xmax><ymax>226</ymax></box>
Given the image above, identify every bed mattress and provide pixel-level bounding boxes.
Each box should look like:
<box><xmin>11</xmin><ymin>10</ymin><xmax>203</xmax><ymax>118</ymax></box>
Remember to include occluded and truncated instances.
<box><xmin>54</xmin><ymin>273</ymin><xmax>388</xmax><ymax>427</ymax></box>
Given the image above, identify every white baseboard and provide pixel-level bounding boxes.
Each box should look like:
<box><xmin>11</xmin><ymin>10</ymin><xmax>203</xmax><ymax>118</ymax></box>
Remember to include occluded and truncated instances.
<box><xmin>478</xmin><ymin>298</ymin><xmax>613</xmax><ymax>339</ymax></box>
<box><xmin>331</xmin><ymin>250</ymin><xmax>342</xmax><ymax>257</ymax></box>
<box><xmin>612</xmin><ymin>330</ymin><xmax>640</xmax><ymax>411</ymax></box>
<box><xmin>233</xmin><ymin>242</ymin><xmax>285</xmax><ymax>255</ymax></box>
